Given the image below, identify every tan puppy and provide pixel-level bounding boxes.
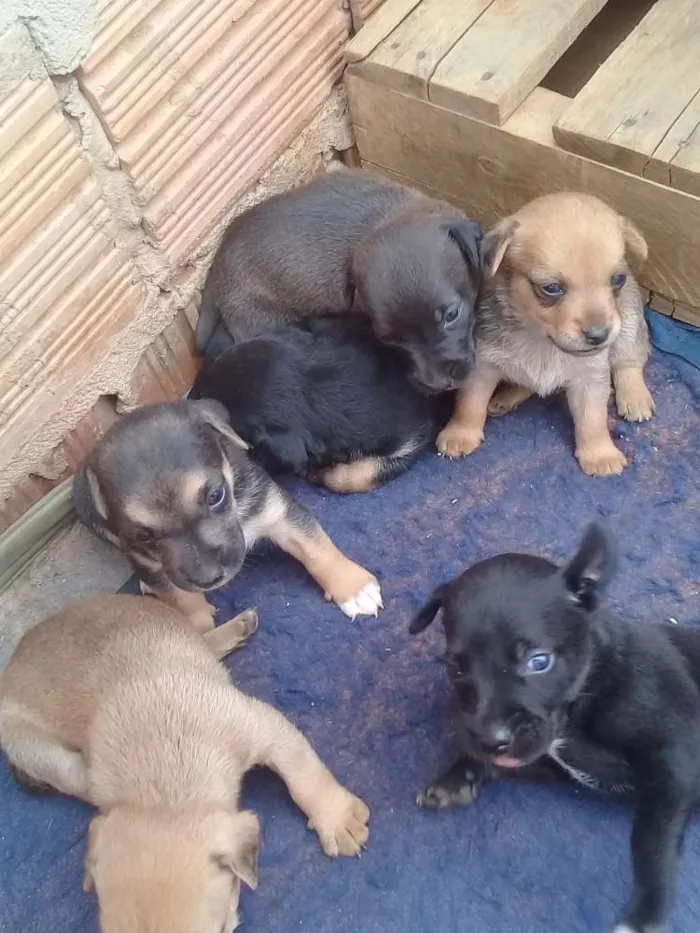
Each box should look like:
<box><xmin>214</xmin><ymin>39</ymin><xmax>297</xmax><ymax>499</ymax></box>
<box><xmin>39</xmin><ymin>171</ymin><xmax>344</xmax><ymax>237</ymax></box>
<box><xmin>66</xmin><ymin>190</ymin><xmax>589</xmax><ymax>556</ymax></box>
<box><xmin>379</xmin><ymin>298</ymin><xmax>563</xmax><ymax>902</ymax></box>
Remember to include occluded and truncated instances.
<box><xmin>437</xmin><ymin>193</ymin><xmax>654</xmax><ymax>476</ymax></box>
<box><xmin>0</xmin><ymin>595</ymin><xmax>370</xmax><ymax>933</ymax></box>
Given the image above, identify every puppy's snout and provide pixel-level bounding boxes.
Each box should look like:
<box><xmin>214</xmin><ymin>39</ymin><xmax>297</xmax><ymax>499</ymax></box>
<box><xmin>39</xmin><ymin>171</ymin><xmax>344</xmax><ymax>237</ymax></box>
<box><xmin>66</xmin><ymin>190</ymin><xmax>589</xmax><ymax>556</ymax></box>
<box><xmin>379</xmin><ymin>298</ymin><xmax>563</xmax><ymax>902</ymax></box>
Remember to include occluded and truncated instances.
<box><xmin>478</xmin><ymin>725</ymin><xmax>513</xmax><ymax>756</ymax></box>
<box><xmin>583</xmin><ymin>325</ymin><xmax>611</xmax><ymax>347</ymax></box>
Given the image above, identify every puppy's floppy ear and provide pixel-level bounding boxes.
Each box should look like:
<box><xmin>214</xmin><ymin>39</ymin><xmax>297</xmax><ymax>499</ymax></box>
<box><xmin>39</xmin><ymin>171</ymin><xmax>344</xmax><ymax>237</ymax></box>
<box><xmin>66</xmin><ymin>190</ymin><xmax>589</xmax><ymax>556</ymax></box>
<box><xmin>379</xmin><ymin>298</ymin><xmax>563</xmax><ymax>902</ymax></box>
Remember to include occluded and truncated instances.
<box><xmin>83</xmin><ymin>815</ymin><xmax>106</xmax><ymax>892</ymax></box>
<box><xmin>481</xmin><ymin>217</ymin><xmax>520</xmax><ymax>277</ymax></box>
<box><xmin>409</xmin><ymin>586</ymin><xmax>445</xmax><ymax>634</ymax></box>
<box><xmin>213</xmin><ymin>811</ymin><xmax>260</xmax><ymax>891</ymax></box>
<box><xmin>447</xmin><ymin>220</ymin><xmax>484</xmax><ymax>269</ymax></box>
<box><xmin>621</xmin><ymin>217</ymin><xmax>648</xmax><ymax>264</ymax></box>
<box><xmin>192</xmin><ymin>399</ymin><xmax>250</xmax><ymax>451</ymax></box>
<box><xmin>561</xmin><ymin>521</ymin><xmax>618</xmax><ymax>611</ymax></box>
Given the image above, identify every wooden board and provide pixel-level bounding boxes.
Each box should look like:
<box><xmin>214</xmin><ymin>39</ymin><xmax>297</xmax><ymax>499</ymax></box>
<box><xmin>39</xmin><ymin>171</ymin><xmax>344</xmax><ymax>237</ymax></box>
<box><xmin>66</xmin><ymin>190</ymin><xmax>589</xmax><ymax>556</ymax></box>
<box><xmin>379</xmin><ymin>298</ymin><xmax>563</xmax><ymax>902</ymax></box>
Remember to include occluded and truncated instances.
<box><xmin>346</xmin><ymin>69</ymin><xmax>700</xmax><ymax>309</ymax></box>
<box><xmin>346</xmin><ymin>0</ymin><xmax>491</xmax><ymax>99</ymax></box>
<box><xmin>554</xmin><ymin>0</ymin><xmax>700</xmax><ymax>192</ymax></box>
<box><xmin>429</xmin><ymin>0</ymin><xmax>608</xmax><ymax>124</ymax></box>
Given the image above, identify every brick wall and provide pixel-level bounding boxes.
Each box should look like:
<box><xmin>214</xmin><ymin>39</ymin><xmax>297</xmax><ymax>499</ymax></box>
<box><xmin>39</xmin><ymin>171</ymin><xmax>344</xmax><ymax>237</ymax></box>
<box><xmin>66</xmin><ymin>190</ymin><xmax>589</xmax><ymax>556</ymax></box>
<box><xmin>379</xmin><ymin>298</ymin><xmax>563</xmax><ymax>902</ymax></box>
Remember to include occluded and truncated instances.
<box><xmin>0</xmin><ymin>0</ymin><xmax>387</xmax><ymax>533</ymax></box>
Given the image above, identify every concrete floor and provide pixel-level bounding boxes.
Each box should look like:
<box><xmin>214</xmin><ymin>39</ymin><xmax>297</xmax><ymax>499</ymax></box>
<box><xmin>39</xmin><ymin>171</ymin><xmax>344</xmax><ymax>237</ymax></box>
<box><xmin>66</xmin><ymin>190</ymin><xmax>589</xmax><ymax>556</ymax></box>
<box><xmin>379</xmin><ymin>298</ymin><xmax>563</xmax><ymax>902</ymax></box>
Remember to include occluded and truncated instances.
<box><xmin>0</xmin><ymin>522</ymin><xmax>132</xmax><ymax>671</ymax></box>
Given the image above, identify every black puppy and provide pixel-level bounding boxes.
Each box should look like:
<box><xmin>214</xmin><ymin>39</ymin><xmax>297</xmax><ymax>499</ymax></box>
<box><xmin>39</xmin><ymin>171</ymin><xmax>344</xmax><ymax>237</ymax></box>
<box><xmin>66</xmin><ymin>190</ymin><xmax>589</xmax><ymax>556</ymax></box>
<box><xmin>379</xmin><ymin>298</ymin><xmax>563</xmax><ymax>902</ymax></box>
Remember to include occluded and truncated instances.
<box><xmin>196</xmin><ymin>170</ymin><xmax>483</xmax><ymax>394</ymax></box>
<box><xmin>193</xmin><ymin>315</ymin><xmax>453</xmax><ymax>494</ymax></box>
<box><xmin>410</xmin><ymin>522</ymin><xmax>700</xmax><ymax>933</ymax></box>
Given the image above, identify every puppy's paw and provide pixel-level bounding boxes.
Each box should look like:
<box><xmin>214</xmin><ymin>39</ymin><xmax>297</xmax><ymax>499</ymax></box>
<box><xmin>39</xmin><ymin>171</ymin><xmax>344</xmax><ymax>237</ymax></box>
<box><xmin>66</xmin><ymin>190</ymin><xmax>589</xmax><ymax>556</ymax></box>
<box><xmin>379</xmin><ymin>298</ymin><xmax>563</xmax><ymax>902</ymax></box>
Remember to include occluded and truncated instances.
<box><xmin>436</xmin><ymin>424</ymin><xmax>484</xmax><ymax>458</ymax></box>
<box><xmin>205</xmin><ymin>609</ymin><xmax>258</xmax><ymax>657</ymax></box>
<box><xmin>487</xmin><ymin>385</ymin><xmax>533</xmax><ymax>417</ymax></box>
<box><xmin>576</xmin><ymin>442</ymin><xmax>627</xmax><ymax>477</ymax></box>
<box><xmin>308</xmin><ymin>786</ymin><xmax>370</xmax><ymax>858</ymax></box>
<box><xmin>616</xmin><ymin>385</ymin><xmax>655</xmax><ymax>423</ymax></box>
<box><xmin>326</xmin><ymin>562</ymin><xmax>383</xmax><ymax>619</ymax></box>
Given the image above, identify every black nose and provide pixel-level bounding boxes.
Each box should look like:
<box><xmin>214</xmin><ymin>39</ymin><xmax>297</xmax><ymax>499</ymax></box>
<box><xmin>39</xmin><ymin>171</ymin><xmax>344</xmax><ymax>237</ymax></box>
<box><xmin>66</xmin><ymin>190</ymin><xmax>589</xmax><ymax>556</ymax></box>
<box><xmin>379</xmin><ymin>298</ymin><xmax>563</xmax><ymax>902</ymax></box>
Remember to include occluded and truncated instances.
<box><xmin>478</xmin><ymin>727</ymin><xmax>512</xmax><ymax>756</ymax></box>
<box><xmin>583</xmin><ymin>325</ymin><xmax>611</xmax><ymax>346</ymax></box>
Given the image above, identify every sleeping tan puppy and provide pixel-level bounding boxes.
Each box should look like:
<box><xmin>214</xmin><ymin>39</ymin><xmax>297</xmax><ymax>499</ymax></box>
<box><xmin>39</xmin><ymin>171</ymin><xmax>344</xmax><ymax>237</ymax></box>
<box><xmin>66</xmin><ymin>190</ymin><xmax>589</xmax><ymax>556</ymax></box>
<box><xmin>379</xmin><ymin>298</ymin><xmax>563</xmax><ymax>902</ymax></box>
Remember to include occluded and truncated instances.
<box><xmin>437</xmin><ymin>193</ymin><xmax>654</xmax><ymax>476</ymax></box>
<box><xmin>0</xmin><ymin>595</ymin><xmax>370</xmax><ymax>933</ymax></box>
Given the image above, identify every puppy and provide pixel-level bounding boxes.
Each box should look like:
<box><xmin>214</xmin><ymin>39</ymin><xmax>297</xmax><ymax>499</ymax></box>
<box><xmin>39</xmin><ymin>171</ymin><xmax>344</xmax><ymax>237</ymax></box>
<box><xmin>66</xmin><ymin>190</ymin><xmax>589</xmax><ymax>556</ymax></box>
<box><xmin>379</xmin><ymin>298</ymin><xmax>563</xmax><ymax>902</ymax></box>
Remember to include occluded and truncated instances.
<box><xmin>193</xmin><ymin>315</ymin><xmax>453</xmax><ymax>494</ymax></box>
<box><xmin>411</xmin><ymin>522</ymin><xmax>699</xmax><ymax>933</ymax></box>
<box><xmin>0</xmin><ymin>595</ymin><xmax>370</xmax><ymax>933</ymax></box>
<box><xmin>195</xmin><ymin>170</ymin><xmax>484</xmax><ymax>395</ymax></box>
<box><xmin>72</xmin><ymin>400</ymin><xmax>383</xmax><ymax>625</ymax></box>
<box><xmin>437</xmin><ymin>193</ymin><xmax>654</xmax><ymax>475</ymax></box>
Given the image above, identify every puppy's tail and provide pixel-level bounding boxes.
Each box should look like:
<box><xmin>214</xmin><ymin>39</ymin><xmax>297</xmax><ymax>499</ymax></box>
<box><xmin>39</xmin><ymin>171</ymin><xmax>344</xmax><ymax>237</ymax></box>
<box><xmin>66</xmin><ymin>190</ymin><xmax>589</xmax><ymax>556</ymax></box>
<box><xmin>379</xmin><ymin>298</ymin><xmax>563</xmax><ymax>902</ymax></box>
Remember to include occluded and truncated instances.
<box><xmin>194</xmin><ymin>278</ymin><xmax>222</xmax><ymax>354</ymax></box>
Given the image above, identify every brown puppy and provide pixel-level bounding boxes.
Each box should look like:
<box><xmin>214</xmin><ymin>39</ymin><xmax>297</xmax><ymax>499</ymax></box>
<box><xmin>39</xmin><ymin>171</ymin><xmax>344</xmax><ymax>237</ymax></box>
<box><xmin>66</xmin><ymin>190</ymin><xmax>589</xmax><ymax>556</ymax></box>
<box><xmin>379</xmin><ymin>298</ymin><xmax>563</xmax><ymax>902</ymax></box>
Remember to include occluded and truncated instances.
<box><xmin>0</xmin><ymin>595</ymin><xmax>370</xmax><ymax>933</ymax></box>
<box><xmin>437</xmin><ymin>193</ymin><xmax>654</xmax><ymax>476</ymax></box>
<box><xmin>73</xmin><ymin>400</ymin><xmax>383</xmax><ymax>628</ymax></box>
<box><xmin>196</xmin><ymin>170</ymin><xmax>484</xmax><ymax>395</ymax></box>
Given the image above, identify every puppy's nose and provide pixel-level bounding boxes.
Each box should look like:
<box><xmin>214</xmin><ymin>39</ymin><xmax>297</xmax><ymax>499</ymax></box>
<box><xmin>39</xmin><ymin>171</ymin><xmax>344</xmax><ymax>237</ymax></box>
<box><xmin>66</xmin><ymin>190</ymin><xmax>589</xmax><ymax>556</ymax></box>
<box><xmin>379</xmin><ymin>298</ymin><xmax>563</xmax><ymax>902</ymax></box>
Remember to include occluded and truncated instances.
<box><xmin>479</xmin><ymin>726</ymin><xmax>512</xmax><ymax>756</ymax></box>
<box><xmin>583</xmin><ymin>325</ymin><xmax>611</xmax><ymax>346</ymax></box>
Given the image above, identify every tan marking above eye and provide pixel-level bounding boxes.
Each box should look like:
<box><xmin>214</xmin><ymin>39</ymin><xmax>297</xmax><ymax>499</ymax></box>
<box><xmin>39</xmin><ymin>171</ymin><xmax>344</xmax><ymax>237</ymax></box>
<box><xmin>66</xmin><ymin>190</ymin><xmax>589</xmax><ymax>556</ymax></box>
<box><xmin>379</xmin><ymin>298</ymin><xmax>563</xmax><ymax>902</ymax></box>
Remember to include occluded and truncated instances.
<box><xmin>122</xmin><ymin>499</ymin><xmax>162</xmax><ymax>528</ymax></box>
<box><xmin>179</xmin><ymin>471</ymin><xmax>210</xmax><ymax>511</ymax></box>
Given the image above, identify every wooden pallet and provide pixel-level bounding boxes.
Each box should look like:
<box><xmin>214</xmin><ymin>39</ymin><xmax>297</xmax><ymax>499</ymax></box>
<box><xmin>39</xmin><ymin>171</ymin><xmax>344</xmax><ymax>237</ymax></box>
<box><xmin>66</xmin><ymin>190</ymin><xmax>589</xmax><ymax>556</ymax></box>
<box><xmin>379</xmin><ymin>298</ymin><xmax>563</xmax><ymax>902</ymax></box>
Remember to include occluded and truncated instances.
<box><xmin>345</xmin><ymin>0</ymin><xmax>700</xmax><ymax>326</ymax></box>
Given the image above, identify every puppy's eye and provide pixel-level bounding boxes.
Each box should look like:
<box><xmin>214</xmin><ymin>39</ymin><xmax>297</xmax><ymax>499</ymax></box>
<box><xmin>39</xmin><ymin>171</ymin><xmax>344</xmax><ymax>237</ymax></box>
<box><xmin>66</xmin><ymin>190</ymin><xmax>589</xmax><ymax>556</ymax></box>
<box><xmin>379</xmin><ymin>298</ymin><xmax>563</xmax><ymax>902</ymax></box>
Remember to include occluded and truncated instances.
<box><xmin>535</xmin><ymin>282</ymin><xmax>566</xmax><ymax>300</ymax></box>
<box><xmin>134</xmin><ymin>527</ymin><xmax>154</xmax><ymax>545</ymax></box>
<box><xmin>208</xmin><ymin>485</ymin><xmax>227</xmax><ymax>510</ymax></box>
<box><xmin>440</xmin><ymin>303</ymin><xmax>463</xmax><ymax>327</ymax></box>
<box><xmin>524</xmin><ymin>651</ymin><xmax>554</xmax><ymax>675</ymax></box>
<box><xmin>611</xmin><ymin>272</ymin><xmax>627</xmax><ymax>290</ymax></box>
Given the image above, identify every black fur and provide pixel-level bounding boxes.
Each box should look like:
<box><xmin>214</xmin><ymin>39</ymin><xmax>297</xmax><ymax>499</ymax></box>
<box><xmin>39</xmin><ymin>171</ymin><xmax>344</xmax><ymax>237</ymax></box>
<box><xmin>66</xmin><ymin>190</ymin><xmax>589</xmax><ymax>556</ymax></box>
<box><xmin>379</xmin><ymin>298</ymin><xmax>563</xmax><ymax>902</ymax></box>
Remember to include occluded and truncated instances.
<box><xmin>192</xmin><ymin>315</ymin><xmax>454</xmax><ymax>487</ymax></box>
<box><xmin>411</xmin><ymin>522</ymin><xmax>700</xmax><ymax>933</ymax></box>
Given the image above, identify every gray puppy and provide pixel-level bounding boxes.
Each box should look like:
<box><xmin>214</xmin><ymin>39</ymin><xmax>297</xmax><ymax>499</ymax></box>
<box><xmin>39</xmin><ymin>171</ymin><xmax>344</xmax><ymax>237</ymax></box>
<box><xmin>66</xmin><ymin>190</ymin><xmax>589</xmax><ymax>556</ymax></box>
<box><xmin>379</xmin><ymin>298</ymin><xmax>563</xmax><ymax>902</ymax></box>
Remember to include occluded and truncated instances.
<box><xmin>196</xmin><ymin>170</ymin><xmax>483</xmax><ymax>394</ymax></box>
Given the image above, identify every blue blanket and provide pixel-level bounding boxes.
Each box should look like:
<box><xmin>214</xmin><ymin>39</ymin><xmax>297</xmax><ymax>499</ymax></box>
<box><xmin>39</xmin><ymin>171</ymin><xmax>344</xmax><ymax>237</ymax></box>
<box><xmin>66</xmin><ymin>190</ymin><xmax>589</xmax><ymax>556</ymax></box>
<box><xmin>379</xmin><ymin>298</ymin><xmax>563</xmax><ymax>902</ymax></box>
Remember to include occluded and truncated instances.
<box><xmin>2</xmin><ymin>337</ymin><xmax>699</xmax><ymax>933</ymax></box>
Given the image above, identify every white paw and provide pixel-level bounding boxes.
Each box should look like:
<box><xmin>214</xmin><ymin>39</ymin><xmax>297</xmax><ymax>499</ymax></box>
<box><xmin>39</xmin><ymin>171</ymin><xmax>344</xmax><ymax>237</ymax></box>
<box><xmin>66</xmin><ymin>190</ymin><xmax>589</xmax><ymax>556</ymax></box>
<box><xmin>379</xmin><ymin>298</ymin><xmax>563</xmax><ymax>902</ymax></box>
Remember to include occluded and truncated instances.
<box><xmin>339</xmin><ymin>581</ymin><xmax>383</xmax><ymax>620</ymax></box>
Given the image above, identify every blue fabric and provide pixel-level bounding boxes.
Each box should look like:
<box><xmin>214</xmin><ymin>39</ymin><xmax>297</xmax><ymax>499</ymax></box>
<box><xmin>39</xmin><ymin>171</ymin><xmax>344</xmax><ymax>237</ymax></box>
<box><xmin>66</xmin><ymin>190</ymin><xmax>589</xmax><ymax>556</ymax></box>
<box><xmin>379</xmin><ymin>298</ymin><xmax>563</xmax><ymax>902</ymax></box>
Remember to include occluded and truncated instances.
<box><xmin>646</xmin><ymin>308</ymin><xmax>700</xmax><ymax>371</ymax></box>
<box><xmin>2</xmin><ymin>340</ymin><xmax>699</xmax><ymax>933</ymax></box>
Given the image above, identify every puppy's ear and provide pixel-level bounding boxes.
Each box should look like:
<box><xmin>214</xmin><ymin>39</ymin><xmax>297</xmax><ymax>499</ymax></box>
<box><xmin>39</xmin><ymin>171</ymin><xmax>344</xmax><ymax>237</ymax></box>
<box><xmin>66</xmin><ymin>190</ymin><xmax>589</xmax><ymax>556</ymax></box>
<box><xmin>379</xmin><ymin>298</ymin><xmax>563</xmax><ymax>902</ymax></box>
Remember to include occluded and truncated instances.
<box><xmin>481</xmin><ymin>217</ymin><xmax>520</xmax><ymax>277</ymax></box>
<box><xmin>83</xmin><ymin>815</ymin><xmax>106</xmax><ymax>893</ymax></box>
<box><xmin>621</xmin><ymin>217</ymin><xmax>648</xmax><ymax>265</ymax></box>
<box><xmin>214</xmin><ymin>811</ymin><xmax>260</xmax><ymax>891</ymax></box>
<box><xmin>561</xmin><ymin>522</ymin><xmax>618</xmax><ymax>611</ymax></box>
<box><xmin>409</xmin><ymin>587</ymin><xmax>445</xmax><ymax>634</ymax></box>
<box><xmin>447</xmin><ymin>220</ymin><xmax>484</xmax><ymax>269</ymax></box>
<box><xmin>82</xmin><ymin>466</ymin><xmax>108</xmax><ymax>520</ymax></box>
<box><xmin>193</xmin><ymin>399</ymin><xmax>250</xmax><ymax>451</ymax></box>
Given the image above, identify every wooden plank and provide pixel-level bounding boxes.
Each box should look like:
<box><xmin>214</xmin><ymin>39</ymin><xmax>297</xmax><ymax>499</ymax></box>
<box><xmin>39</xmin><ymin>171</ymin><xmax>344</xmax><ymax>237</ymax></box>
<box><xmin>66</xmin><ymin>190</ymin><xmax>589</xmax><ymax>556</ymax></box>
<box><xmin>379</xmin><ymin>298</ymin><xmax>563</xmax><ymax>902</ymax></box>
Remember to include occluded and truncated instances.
<box><xmin>345</xmin><ymin>70</ymin><xmax>700</xmax><ymax>309</ymax></box>
<box><xmin>429</xmin><ymin>0</ymin><xmax>607</xmax><ymax>125</ymax></box>
<box><xmin>347</xmin><ymin>0</ymin><xmax>492</xmax><ymax>99</ymax></box>
<box><xmin>554</xmin><ymin>0</ymin><xmax>700</xmax><ymax>177</ymax></box>
<box><xmin>645</xmin><ymin>92</ymin><xmax>700</xmax><ymax>198</ymax></box>
<box><xmin>345</xmin><ymin>0</ymin><xmax>423</xmax><ymax>65</ymax></box>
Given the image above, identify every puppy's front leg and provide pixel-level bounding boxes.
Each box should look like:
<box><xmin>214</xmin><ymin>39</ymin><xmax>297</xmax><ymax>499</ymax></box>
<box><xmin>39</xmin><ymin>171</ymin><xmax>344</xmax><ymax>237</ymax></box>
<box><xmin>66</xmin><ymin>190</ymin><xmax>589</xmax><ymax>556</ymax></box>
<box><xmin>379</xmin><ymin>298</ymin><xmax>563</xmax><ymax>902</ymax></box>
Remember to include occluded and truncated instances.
<box><xmin>139</xmin><ymin>574</ymin><xmax>216</xmax><ymax>633</ymax></box>
<box><xmin>610</xmin><ymin>286</ymin><xmax>654</xmax><ymax>423</ymax></box>
<box><xmin>614</xmin><ymin>783</ymin><xmax>692</xmax><ymax>933</ymax></box>
<box><xmin>567</xmin><ymin>380</ymin><xmax>627</xmax><ymax>476</ymax></box>
<box><xmin>416</xmin><ymin>756</ymin><xmax>492</xmax><ymax>809</ymax></box>
<box><xmin>262</xmin><ymin>488</ymin><xmax>382</xmax><ymax>619</ymax></box>
<box><xmin>235</xmin><ymin>693</ymin><xmax>369</xmax><ymax>857</ymax></box>
<box><xmin>437</xmin><ymin>362</ymin><xmax>502</xmax><ymax>458</ymax></box>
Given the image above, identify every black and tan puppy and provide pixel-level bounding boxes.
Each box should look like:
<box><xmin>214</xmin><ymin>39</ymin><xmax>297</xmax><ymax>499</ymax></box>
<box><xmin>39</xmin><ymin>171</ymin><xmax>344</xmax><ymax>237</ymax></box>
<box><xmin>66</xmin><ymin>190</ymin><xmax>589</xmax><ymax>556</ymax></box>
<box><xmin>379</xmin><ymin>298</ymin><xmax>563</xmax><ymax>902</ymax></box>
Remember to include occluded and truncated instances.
<box><xmin>411</xmin><ymin>523</ymin><xmax>700</xmax><ymax>933</ymax></box>
<box><xmin>195</xmin><ymin>170</ymin><xmax>483</xmax><ymax>395</ymax></box>
<box><xmin>193</xmin><ymin>315</ymin><xmax>453</xmax><ymax>494</ymax></box>
<box><xmin>73</xmin><ymin>401</ymin><xmax>383</xmax><ymax>627</ymax></box>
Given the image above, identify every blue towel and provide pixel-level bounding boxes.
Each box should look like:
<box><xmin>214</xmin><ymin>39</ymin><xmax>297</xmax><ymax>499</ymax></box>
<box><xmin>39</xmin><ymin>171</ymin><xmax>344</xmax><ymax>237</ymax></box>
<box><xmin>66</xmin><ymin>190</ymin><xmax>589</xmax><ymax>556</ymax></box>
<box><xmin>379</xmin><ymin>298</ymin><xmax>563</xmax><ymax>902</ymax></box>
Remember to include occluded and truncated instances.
<box><xmin>1</xmin><ymin>340</ymin><xmax>699</xmax><ymax>933</ymax></box>
<box><xmin>646</xmin><ymin>308</ymin><xmax>700</xmax><ymax>371</ymax></box>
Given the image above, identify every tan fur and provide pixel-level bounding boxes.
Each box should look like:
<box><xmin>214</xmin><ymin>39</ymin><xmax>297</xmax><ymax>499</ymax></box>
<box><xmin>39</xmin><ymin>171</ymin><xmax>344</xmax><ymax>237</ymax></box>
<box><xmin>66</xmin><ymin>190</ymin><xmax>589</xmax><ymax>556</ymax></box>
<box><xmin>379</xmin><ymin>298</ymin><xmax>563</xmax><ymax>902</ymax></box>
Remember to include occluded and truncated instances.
<box><xmin>487</xmin><ymin>384</ymin><xmax>533</xmax><ymax>417</ymax></box>
<box><xmin>321</xmin><ymin>459</ymin><xmax>382</xmax><ymax>494</ymax></box>
<box><xmin>0</xmin><ymin>596</ymin><xmax>370</xmax><ymax>933</ymax></box>
<box><xmin>179</xmin><ymin>471</ymin><xmax>209</xmax><ymax>513</ymax></box>
<box><xmin>121</xmin><ymin>500</ymin><xmax>161</xmax><ymax>530</ymax></box>
<box><xmin>438</xmin><ymin>192</ymin><xmax>654</xmax><ymax>475</ymax></box>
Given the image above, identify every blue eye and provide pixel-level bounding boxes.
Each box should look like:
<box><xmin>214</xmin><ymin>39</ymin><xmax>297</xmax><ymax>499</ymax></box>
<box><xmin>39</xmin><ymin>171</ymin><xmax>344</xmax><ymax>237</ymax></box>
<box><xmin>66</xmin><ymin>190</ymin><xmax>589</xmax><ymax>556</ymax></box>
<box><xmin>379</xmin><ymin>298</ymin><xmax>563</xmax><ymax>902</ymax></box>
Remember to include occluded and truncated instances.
<box><xmin>611</xmin><ymin>272</ymin><xmax>627</xmax><ymax>290</ymax></box>
<box><xmin>525</xmin><ymin>652</ymin><xmax>554</xmax><ymax>674</ymax></box>
<box><xmin>536</xmin><ymin>282</ymin><xmax>566</xmax><ymax>300</ymax></box>
<box><xmin>208</xmin><ymin>485</ymin><xmax>227</xmax><ymax>510</ymax></box>
<box><xmin>442</xmin><ymin>303</ymin><xmax>463</xmax><ymax>326</ymax></box>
